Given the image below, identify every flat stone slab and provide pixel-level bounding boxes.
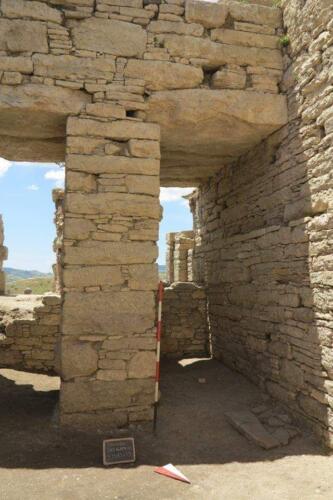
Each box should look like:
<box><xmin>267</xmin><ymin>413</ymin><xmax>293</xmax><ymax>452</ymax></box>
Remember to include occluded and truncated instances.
<box><xmin>225</xmin><ymin>410</ymin><xmax>280</xmax><ymax>449</ymax></box>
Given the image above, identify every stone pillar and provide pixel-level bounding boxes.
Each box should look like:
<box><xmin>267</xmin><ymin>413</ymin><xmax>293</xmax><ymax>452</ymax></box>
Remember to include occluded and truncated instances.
<box><xmin>52</xmin><ymin>188</ymin><xmax>64</xmax><ymax>294</ymax></box>
<box><xmin>174</xmin><ymin>231</ymin><xmax>194</xmax><ymax>282</ymax></box>
<box><xmin>59</xmin><ymin>113</ymin><xmax>161</xmax><ymax>429</ymax></box>
<box><xmin>0</xmin><ymin>215</ymin><xmax>8</xmax><ymax>295</ymax></box>
<box><xmin>166</xmin><ymin>232</ymin><xmax>176</xmax><ymax>283</ymax></box>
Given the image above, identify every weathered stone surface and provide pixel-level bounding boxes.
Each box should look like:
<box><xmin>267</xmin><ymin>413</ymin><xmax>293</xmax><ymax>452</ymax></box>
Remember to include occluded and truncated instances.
<box><xmin>62</xmin><ymin>291</ymin><xmax>155</xmax><ymax>335</ymax></box>
<box><xmin>64</xmin><ymin>241</ymin><xmax>157</xmax><ymax>266</ymax></box>
<box><xmin>61</xmin><ymin>340</ymin><xmax>98</xmax><ymax>380</ymax></box>
<box><xmin>228</xmin><ymin>1</ymin><xmax>282</xmax><ymax>27</ymax></box>
<box><xmin>0</xmin><ymin>57</ymin><xmax>32</xmax><ymax>74</ymax></box>
<box><xmin>1</xmin><ymin>0</ymin><xmax>62</xmax><ymax>23</ymax></box>
<box><xmin>162</xmin><ymin>34</ymin><xmax>283</xmax><ymax>70</ymax></box>
<box><xmin>33</xmin><ymin>55</ymin><xmax>116</xmax><ymax>80</ymax></box>
<box><xmin>124</xmin><ymin>59</ymin><xmax>203</xmax><ymax>91</ymax></box>
<box><xmin>72</xmin><ymin>18</ymin><xmax>147</xmax><ymax>57</ymax></box>
<box><xmin>60</xmin><ymin>378</ymin><xmax>154</xmax><ymax>413</ymax></box>
<box><xmin>67</xmin><ymin>154</ymin><xmax>160</xmax><ymax>176</ymax></box>
<box><xmin>67</xmin><ymin>118</ymin><xmax>160</xmax><ymax>141</ymax></box>
<box><xmin>128</xmin><ymin>351</ymin><xmax>155</xmax><ymax>379</ymax></box>
<box><xmin>0</xmin><ymin>19</ymin><xmax>48</xmax><ymax>53</ymax></box>
<box><xmin>211</xmin><ymin>28</ymin><xmax>279</xmax><ymax>49</ymax></box>
<box><xmin>225</xmin><ymin>410</ymin><xmax>280</xmax><ymax>449</ymax></box>
<box><xmin>148</xmin><ymin>20</ymin><xmax>204</xmax><ymax>37</ymax></box>
<box><xmin>63</xmin><ymin>266</ymin><xmax>123</xmax><ymax>288</ymax></box>
<box><xmin>185</xmin><ymin>0</ymin><xmax>228</xmax><ymax>29</ymax></box>
<box><xmin>211</xmin><ymin>66</ymin><xmax>246</xmax><ymax>89</ymax></box>
<box><xmin>147</xmin><ymin>89</ymin><xmax>287</xmax><ymax>184</ymax></box>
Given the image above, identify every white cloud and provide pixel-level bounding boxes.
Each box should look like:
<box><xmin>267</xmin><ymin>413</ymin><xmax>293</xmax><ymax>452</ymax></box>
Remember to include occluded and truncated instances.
<box><xmin>27</xmin><ymin>184</ymin><xmax>39</xmax><ymax>191</ymax></box>
<box><xmin>0</xmin><ymin>157</ymin><xmax>12</xmax><ymax>177</ymax></box>
<box><xmin>44</xmin><ymin>168</ymin><xmax>65</xmax><ymax>188</ymax></box>
<box><xmin>160</xmin><ymin>187</ymin><xmax>194</xmax><ymax>202</ymax></box>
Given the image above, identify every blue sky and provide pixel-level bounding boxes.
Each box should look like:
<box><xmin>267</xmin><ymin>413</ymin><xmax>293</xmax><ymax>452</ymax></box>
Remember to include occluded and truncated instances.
<box><xmin>0</xmin><ymin>159</ymin><xmax>193</xmax><ymax>272</ymax></box>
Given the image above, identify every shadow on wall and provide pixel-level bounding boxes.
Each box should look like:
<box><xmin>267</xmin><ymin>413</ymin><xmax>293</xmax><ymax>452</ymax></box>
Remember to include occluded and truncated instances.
<box><xmin>0</xmin><ymin>359</ymin><xmax>328</xmax><ymax>470</ymax></box>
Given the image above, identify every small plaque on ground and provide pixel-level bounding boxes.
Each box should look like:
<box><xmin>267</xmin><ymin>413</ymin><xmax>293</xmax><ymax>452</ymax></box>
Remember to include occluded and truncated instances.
<box><xmin>103</xmin><ymin>437</ymin><xmax>136</xmax><ymax>466</ymax></box>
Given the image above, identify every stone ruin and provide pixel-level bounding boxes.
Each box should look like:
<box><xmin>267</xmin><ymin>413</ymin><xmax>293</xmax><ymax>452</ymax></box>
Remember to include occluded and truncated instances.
<box><xmin>0</xmin><ymin>0</ymin><xmax>331</xmax><ymax>448</ymax></box>
<box><xmin>0</xmin><ymin>216</ymin><xmax>7</xmax><ymax>295</ymax></box>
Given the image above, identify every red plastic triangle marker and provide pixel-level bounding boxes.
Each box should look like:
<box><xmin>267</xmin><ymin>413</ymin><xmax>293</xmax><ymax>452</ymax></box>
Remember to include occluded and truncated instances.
<box><xmin>154</xmin><ymin>464</ymin><xmax>191</xmax><ymax>484</ymax></box>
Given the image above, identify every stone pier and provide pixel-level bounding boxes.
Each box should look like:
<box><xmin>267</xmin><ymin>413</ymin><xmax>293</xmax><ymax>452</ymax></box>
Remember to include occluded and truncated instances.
<box><xmin>0</xmin><ymin>216</ymin><xmax>7</xmax><ymax>295</ymax></box>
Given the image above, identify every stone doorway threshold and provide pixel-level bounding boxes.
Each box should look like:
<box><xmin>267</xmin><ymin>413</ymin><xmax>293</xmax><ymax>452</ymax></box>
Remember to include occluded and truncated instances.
<box><xmin>0</xmin><ymin>361</ymin><xmax>331</xmax><ymax>500</ymax></box>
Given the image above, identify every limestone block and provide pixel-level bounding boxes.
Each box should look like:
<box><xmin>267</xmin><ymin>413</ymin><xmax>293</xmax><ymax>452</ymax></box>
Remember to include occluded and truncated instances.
<box><xmin>161</xmin><ymin>34</ymin><xmax>283</xmax><ymax>70</ymax></box>
<box><xmin>185</xmin><ymin>0</ymin><xmax>228</xmax><ymax>29</ymax></box>
<box><xmin>0</xmin><ymin>57</ymin><xmax>32</xmax><ymax>74</ymax></box>
<box><xmin>61</xmin><ymin>340</ymin><xmax>98</xmax><ymax>379</ymax></box>
<box><xmin>66</xmin><ymin>192</ymin><xmax>160</xmax><ymax>218</ymax></box>
<box><xmin>67</xmin><ymin>155</ymin><xmax>160</xmax><ymax>176</ymax></box>
<box><xmin>72</xmin><ymin>18</ymin><xmax>147</xmax><ymax>57</ymax></box>
<box><xmin>0</xmin><ymin>19</ymin><xmax>48</xmax><ymax>53</ymax></box>
<box><xmin>124</xmin><ymin>59</ymin><xmax>203</xmax><ymax>91</ymax></box>
<box><xmin>66</xmin><ymin>171</ymin><xmax>97</xmax><ymax>192</ymax></box>
<box><xmin>62</xmin><ymin>290</ymin><xmax>155</xmax><ymax>335</ymax></box>
<box><xmin>96</xmin><ymin>370</ymin><xmax>127</xmax><ymax>381</ymax></box>
<box><xmin>60</xmin><ymin>378</ymin><xmax>154</xmax><ymax>413</ymax></box>
<box><xmin>63</xmin><ymin>217</ymin><xmax>95</xmax><ymax>240</ymax></box>
<box><xmin>63</xmin><ymin>241</ymin><xmax>158</xmax><ymax>266</ymax></box>
<box><xmin>1</xmin><ymin>0</ymin><xmax>62</xmax><ymax>24</ymax></box>
<box><xmin>128</xmin><ymin>264</ymin><xmax>158</xmax><ymax>290</ymax></box>
<box><xmin>86</xmin><ymin>103</ymin><xmax>126</xmax><ymax>119</ymax></box>
<box><xmin>63</xmin><ymin>266</ymin><xmax>124</xmax><ymax>288</ymax></box>
<box><xmin>228</xmin><ymin>1</ymin><xmax>282</xmax><ymax>28</ymax></box>
<box><xmin>148</xmin><ymin>20</ymin><xmax>204</xmax><ymax>37</ymax></box>
<box><xmin>211</xmin><ymin>28</ymin><xmax>279</xmax><ymax>49</ymax></box>
<box><xmin>33</xmin><ymin>55</ymin><xmax>116</xmax><ymax>80</ymax></box>
<box><xmin>67</xmin><ymin>118</ymin><xmax>160</xmax><ymax>141</ymax></box>
<box><xmin>128</xmin><ymin>351</ymin><xmax>155</xmax><ymax>379</ymax></box>
<box><xmin>128</xmin><ymin>139</ymin><xmax>160</xmax><ymax>159</ymax></box>
<box><xmin>126</xmin><ymin>175</ymin><xmax>159</xmax><ymax>196</ymax></box>
<box><xmin>211</xmin><ymin>67</ymin><xmax>246</xmax><ymax>89</ymax></box>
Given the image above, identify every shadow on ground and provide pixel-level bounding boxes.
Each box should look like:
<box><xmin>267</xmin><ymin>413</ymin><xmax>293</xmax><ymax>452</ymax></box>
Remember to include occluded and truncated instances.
<box><xmin>0</xmin><ymin>358</ymin><xmax>328</xmax><ymax>470</ymax></box>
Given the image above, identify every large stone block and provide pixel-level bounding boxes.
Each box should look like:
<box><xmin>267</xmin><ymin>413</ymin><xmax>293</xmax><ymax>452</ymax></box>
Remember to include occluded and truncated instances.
<box><xmin>67</xmin><ymin>118</ymin><xmax>160</xmax><ymax>141</ymax></box>
<box><xmin>128</xmin><ymin>351</ymin><xmax>155</xmax><ymax>379</ymax></box>
<box><xmin>124</xmin><ymin>59</ymin><xmax>203</xmax><ymax>91</ymax></box>
<box><xmin>1</xmin><ymin>0</ymin><xmax>62</xmax><ymax>24</ymax></box>
<box><xmin>0</xmin><ymin>57</ymin><xmax>32</xmax><ymax>74</ymax></box>
<box><xmin>185</xmin><ymin>0</ymin><xmax>228</xmax><ymax>29</ymax></box>
<box><xmin>211</xmin><ymin>28</ymin><xmax>279</xmax><ymax>49</ymax></box>
<box><xmin>67</xmin><ymin>155</ymin><xmax>160</xmax><ymax>176</ymax></box>
<box><xmin>63</xmin><ymin>266</ymin><xmax>124</xmax><ymax>288</ymax></box>
<box><xmin>33</xmin><ymin>55</ymin><xmax>116</xmax><ymax>80</ymax></box>
<box><xmin>162</xmin><ymin>34</ymin><xmax>283</xmax><ymax>70</ymax></box>
<box><xmin>0</xmin><ymin>19</ymin><xmax>48</xmax><ymax>53</ymax></box>
<box><xmin>72</xmin><ymin>18</ymin><xmax>147</xmax><ymax>57</ymax></box>
<box><xmin>61</xmin><ymin>340</ymin><xmax>98</xmax><ymax>380</ymax></box>
<box><xmin>148</xmin><ymin>20</ymin><xmax>204</xmax><ymax>37</ymax></box>
<box><xmin>60</xmin><ymin>378</ymin><xmax>154</xmax><ymax>413</ymax></box>
<box><xmin>62</xmin><ymin>290</ymin><xmax>155</xmax><ymax>335</ymax></box>
<box><xmin>66</xmin><ymin>192</ymin><xmax>160</xmax><ymax>218</ymax></box>
<box><xmin>63</xmin><ymin>241</ymin><xmax>158</xmax><ymax>266</ymax></box>
<box><xmin>228</xmin><ymin>1</ymin><xmax>282</xmax><ymax>28</ymax></box>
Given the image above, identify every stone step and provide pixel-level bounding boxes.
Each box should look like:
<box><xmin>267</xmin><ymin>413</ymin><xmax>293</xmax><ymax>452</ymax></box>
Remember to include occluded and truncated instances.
<box><xmin>224</xmin><ymin>409</ymin><xmax>280</xmax><ymax>449</ymax></box>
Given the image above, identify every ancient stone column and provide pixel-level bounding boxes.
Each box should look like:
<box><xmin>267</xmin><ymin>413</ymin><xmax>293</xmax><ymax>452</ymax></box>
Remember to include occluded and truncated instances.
<box><xmin>0</xmin><ymin>215</ymin><xmax>8</xmax><ymax>295</ymax></box>
<box><xmin>173</xmin><ymin>231</ymin><xmax>194</xmax><ymax>282</ymax></box>
<box><xmin>52</xmin><ymin>188</ymin><xmax>64</xmax><ymax>294</ymax></box>
<box><xmin>166</xmin><ymin>232</ymin><xmax>176</xmax><ymax>283</ymax></box>
<box><xmin>59</xmin><ymin>113</ymin><xmax>160</xmax><ymax>429</ymax></box>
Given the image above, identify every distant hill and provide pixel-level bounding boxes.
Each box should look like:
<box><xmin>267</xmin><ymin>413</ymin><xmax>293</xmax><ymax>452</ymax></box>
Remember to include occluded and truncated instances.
<box><xmin>4</xmin><ymin>267</ymin><xmax>52</xmax><ymax>282</ymax></box>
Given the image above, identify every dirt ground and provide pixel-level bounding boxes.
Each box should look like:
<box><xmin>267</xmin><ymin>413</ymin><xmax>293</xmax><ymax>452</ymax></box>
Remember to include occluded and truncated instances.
<box><xmin>0</xmin><ymin>358</ymin><xmax>332</xmax><ymax>500</ymax></box>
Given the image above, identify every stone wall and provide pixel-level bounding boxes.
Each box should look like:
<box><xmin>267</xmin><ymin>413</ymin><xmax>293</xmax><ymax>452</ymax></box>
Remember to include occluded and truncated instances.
<box><xmin>162</xmin><ymin>282</ymin><xmax>209</xmax><ymax>358</ymax></box>
<box><xmin>193</xmin><ymin>0</ymin><xmax>333</xmax><ymax>448</ymax></box>
<box><xmin>166</xmin><ymin>230</ymin><xmax>194</xmax><ymax>283</ymax></box>
<box><xmin>0</xmin><ymin>215</ymin><xmax>7</xmax><ymax>295</ymax></box>
<box><xmin>0</xmin><ymin>294</ymin><xmax>61</xmax><ymax>373</ymax></box>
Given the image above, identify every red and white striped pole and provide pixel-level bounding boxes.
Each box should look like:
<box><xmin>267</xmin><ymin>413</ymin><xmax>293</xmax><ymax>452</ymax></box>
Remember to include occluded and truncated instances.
<box><xmin>153</xmin><ymin>281</ymin><xmax>164</xmax><ymax>434</ymax></box>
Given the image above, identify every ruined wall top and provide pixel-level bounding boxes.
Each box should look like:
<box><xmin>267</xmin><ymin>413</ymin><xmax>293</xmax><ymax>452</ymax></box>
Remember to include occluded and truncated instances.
<box><xmin>0</xmin><ymin>215</ymin><xmax>8</xmax><ymax>295</ymax></box>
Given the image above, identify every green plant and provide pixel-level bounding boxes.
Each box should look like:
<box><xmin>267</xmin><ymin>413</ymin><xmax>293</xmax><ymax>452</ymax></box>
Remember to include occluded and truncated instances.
<box><xmin>279</xmin><ymin>35</ymin><xmax>290</xmax><ymax>47</ymax></box>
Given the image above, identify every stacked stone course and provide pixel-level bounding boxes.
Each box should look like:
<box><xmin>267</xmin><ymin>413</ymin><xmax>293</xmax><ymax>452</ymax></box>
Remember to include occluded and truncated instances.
<box><xmin>0</xmin><ymin>216</ymin><xmax>7</xmax><ymax>295</ymax></box>
<box><xmin>0</xmin><ymin>294</ymin><xmax>61</xmax><ymax>373</ymax></box>
<box><xmin>162</xmin><ymin>282</ymin><xmax>209</xmax><ymax>358</ymax></box>
<box><xmin>166</xmin><ymin>230</ymin><xmax>194</xmax><ymax>283</ymax></box>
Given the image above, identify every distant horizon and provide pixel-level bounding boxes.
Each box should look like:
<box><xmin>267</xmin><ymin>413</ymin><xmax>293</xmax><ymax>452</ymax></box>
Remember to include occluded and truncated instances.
<box><xmin>0</xmin><ymin>161</ymin><xmax>193</xmax><ymax>272</ymax></box>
